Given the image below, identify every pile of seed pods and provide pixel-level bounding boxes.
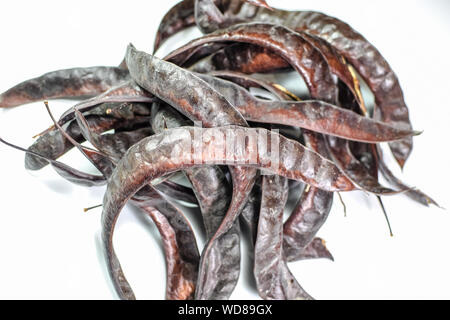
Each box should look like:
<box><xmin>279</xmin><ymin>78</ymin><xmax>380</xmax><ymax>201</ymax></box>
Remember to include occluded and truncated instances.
<box><xmin>0</xmin><ymin>0</ymin><xmax>438</xmax><ymax>300</ymax></box>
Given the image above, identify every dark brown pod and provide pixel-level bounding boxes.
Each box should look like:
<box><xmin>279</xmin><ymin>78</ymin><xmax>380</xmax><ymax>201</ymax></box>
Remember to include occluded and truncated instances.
<box><xmin>0</xmin><ymin>67</ymin><xmax>130</xmax><ymax>108</ymax></box>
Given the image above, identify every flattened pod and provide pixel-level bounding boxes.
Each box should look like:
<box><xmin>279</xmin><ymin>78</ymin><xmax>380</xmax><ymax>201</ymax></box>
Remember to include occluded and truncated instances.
<box><xmin>27</xmin><ymin>103</ymin><xmax>151</xmax><ymax>171</ymax></box>
<box><xmin>283</xmin><ymin>131</ymin><xmax>334</xmax><ymax>263</ymax></box>
<box><xmin>154</xmin><ymin>0</ymin><xmax>196</xmax><ymax>53</ymax></box>
<box><xmin>58</xmin><ymin>80</ymin><xmax>154</xmax><ymax>126</ymax></box>
<box><xmin>151</xmin><ymin>102</ymin><xmax>239</xmax><ymax>300</ymax></box>
<box><xmin>190</xmin><ymin>43</ymin><xmax>290</xmax><ymax>74</ymax></box>
<box><xmin>254</xmin><ymin>175</ymin><xmax>312</xmax><ymax>300</ymax></box>
<box><xmin>326</xmin><ymin>135</ymin><xmax>399</xmax><ymax>195</ymax></box>
<box><xmin>126</xmin><ymin>44</ymin><xmax>257</xmax><ymax>300</ymax></box>
<box><xmin>165</xmin><ymin>23</ymin><xmax>338</xmax><ymax>103</ymax></box>
<box><xmin>196</xmin><ymin>73</ymin><xmax>418</xmax><ymax>143</ymax></box>
<box><xmin>0</xmin><ymin>137</ymin><xmax>106</xmax><ymax>187</ymax></box>
<box><xmin>72</xmin><ymin>122</ymin><xmax>200</xmax><ymax>300</ymax></box>
<box><xmin>377</xmin><ymin>147</ymin><xmax>438</xmax><ymax>207</ymax></box>
<box><xmin>131</xmin><ymin>188</ymin><xmax>200</xmax><ymax>300</ymax></box>
<box><xmin>151</xmin><ymin>103</ymin><xmax>233</xmax><ymax>238</ymax></box>
<box><xmin>0</xmin><ymin>67</ymin><xmax>130</xmax><ymax>108</ymax></box>
<box><xmin>194</xmin><ymin>0</ymin><xmax>414</xmax><ymax>167</ymax></box>
<box><xmin>101</xmin><ymin>126</ymin><xmax>355</xmax><ymax>298</ymax></box>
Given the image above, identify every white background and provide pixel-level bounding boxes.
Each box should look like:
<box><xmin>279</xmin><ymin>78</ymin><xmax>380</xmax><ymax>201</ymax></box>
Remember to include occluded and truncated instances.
<box><xmin>0</xmin><ymin>0</ymin><xmax>449</xmax><ymax>300</ymax></box>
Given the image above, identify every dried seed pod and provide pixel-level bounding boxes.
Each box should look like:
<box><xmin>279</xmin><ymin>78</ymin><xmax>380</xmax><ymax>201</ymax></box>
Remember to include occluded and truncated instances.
<box><xmin>154</xmin><ymin>0</ymin><xmax>196</xmax><ymax>52</ymax></box>
<box><xmin>283</xmin><ymin>131</ymin><xmax>334</xmax><ymax>263</ymax></box>
<box><xmin>165</xmin><ymin>23</ymin><xmax>338</xmax><ymax>103</ymax></box>
<box><xmin>254</xmin><ymin>174</ymin><xmax>312</xmax><ymax>300</ymax></box>
<box><xmin>58</xmin><ymin>80</ymin><xmax>154</xmax><ymax>126</ymax></box>
<box><xmin>194</xmin><ymin>0</ymin><xmax>414</xmax><ymax>167</ymax></box>
<box><xmin>196</xmin><ymin>73</ymin><xmax>418</xmax><ymax>143</ymax></box>
<box><xmin>0</xmin><ymin>67</ymin><xmax>130</xmax><ymax>108</ymax></box>
<box><xmin>100</xmin><ymin>125</ymin><xmax>355</xmax><ymax>298</ymax></box>
<box><xmin>126</xmin><ymin>44</ymin><xmax>257</xmax><ymax>300</ymax></box>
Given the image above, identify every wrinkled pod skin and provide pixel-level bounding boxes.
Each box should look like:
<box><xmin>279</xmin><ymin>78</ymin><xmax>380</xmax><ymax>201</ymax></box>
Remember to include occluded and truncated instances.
<box><xmin>196</xmin><ymin>73</ymin><xmax>418</xmax><ymax>144</ymax></box>
<box><xmin>0</xmin><ymin>67</ymin><xmax>130</xmax><ymax>108</ymax></box>
<box><xmin>194</xmin><ymin>0</ymin><xmax>414</xmax><ymax>168</ymax></box>
<box><xmin>100</xmin><ymin>126</ymin><xmax>355</xmax><ymax>298</ymax></box>
<box><xmin>283</xmin><ymin>131</ymin><xmax>334</xmax><ymax>262</ymax></box>
<box><xmin>68</xmin><ymin>113</ymin><xmax>200</xmax><ymax>300</ymax></box>
<box><xmin>165</xmin><ymin>23</ymin><xmax>338</xmax><ymax>104</ymax></box>
<box><xmin>126</xmin><ymin>44</ymin><xmax>257</xmax><ymax>300</ymax></box>
<box><xmin>58</xmin><ymin>80</ymin><xmax>155</xmax><ymax>127</ymax></box>
<box><xmin>151</xmin><ymin>102</ymin><xmax>242</xmax><ymax>300</ymax></box>
<box><xmin>165</xmin><ymin>23</ymin><xmax>402</xmax><ymax>195</ymax></box>
<box><xmin>254</xmin><ymin>174</ymin><xmax>313</xmax><ymax>300</ymax></box>
<box><xmin>214</xmin><ymin>73</ymin><xmax>334</xmax><ymax>263</ymax></box>
<box><xmin>154</xmin><ymin>0</ymin><xmax>197</xmax><ymax>53</ymax></box>
<box><xmin>26</xmin><ymin>102</ymin><xmax>151</xmax><ymax>171</ymax></box>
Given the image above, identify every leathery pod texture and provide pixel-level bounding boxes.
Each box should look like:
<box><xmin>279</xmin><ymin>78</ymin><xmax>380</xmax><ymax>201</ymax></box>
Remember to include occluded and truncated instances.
<box><xmin>0</xmin><ymin>1</ymin><xmax>434</xmax><ymax>300</ymax></box>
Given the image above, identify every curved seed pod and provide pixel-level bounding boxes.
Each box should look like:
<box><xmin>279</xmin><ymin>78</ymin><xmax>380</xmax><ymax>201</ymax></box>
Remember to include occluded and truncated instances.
<box><xmin>26</xmin><ymin>100</ymin><xmax>151</xmax><ymax>171</ymax></box>
<box><xmin>130</xmin><ymin>188</ymin><xmax>200</xmax><ymax>300</ymax></box>
<box><xmin>377</xmin><ymin>147</ymin><xmax>438</xmax><ymax>207</ymax></box>
<box><xmin>165</xmin><ymin>23</ymin><xmax>338</xmax><ymax>103</ymax></box>
<box><xmin>154</xmin><ymin>0</ymin><xmax>196</xmax><ymax>53</ymax></box>
<box><xmin>26</xmin><ymin>108</ymin><xmax>151</xmax><ymax>171</ymax></box>
<box><xmin>206</xmin><ymin>70</ymin><xmax>293</xmax><ymax>100</ymax></box>
<box><xmin>239</xmin><ymin>180</ymin><xmax>261</xmax><ymax>244</ymax></box>
<box><xmin>92</xmin><ymin>126</ymin><xmax>200</xmax><ymax>300</ymax></box>
<box><xmin>218</xmin><ymin>79</ymin><xmax>333</xmax><ymax>263</ymax></box>
<box><xmin>101</xmin><ymin>125</ymin><xmax>355</xmax><ymax>298</ymax></box>
<box><xmin>68</xmin><ymin>117</ymin><xmax>200</xmax><ymax>300</ymax></box>
<box><xmin>0</xmin><ymin>67</ymin><xmax>130</xmax><ymax>108</ymax></box>
<box><xmin>283</xmin><ymin>185</ymin><xmax>333</xmax><ymax>262</ymax></box>
<box><xmin>254</xmin><ymin>175</ymin><xmax>312</xmax><ymax>300</ymax></box>
<box><xmin>293</xmin><ymin>14</ymin><xmax>413</xmax><ymax>168</ymax></box>
<box><xmin>190</xmin><ymin>43</ymin><xmax>290</xmax><ymax>74</ymax></box>
<box><xmin>0</xmin><ymin>137</ymin><xmax>105</xmax><ymax>187</ymax></box>
<box><xmin>126</xmin><ymin>44</ymin><xmax>257</xmax><ymax>300</ymax></box>
<box><xmin>326</xmin><ymin>135</ymin><xmax>399</xmax><ymax>195</ymax></box>
<box><xmin>71</xmin><ymin>108</ymin><xmax>199</xmax><ymax>205</ymax></box>
<box><xmin>26</xmin><ymin>121</ymin><xmax>83</xmax><ymax>171</ymax></box>
<box><xmin>151</xmin><ymin>102</ymin><xmax>233</xmax><ymax>238</ymax></box>
<box><xmin>194</xmin><ymin>1</ymin><xmax>414</xmax><ymax>167</ymax></box>
<box><xmin>196</xmin><ymin>73</ymin><xmax>418</xmax><ymax>143</ymax></box>
<box><xmin>190</xmin><ymin>37</ymin><xmax>363</xmax><ymax>108</ymax></box>
<box><xmin>178</xmin><ymin>140</ymin><xmax>238</xmax><ymax>298</ymax></box>
<box><xmin>58</xmin><ymin>80</ymin><xmax>154</xmax><ymax>126</ymax></box>
<box><xmin>283</xmin><ymin>130</ymin><xmax>334</xmax><ymax>263</ymax></box>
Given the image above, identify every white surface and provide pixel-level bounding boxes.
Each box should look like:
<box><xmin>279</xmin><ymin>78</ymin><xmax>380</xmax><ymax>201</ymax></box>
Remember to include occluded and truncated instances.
<box><xmin>0</xmin><ymin>0</ymin><xmax>449</xmax><ymax>300</ymax></box>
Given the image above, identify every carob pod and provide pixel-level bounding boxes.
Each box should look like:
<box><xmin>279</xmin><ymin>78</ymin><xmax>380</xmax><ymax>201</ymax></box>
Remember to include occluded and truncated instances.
<box><xmin>193</xmin><ymin>0</ymin><xmax>414</xmax><ymax>168</ymax></box>
<box><xmin>101</xmin><ymin>125</ymin><xmax>356</xmax><ymax>298</ymax></box>
<box><xmin>126</xmin><ymin>44</ymin><xmax>257</xmax><ymax>300</ymax></box>
<box><xmin>196</xmin><ymin>73</ymin><xmax>418</xmax><ymax>144</ymax></box>
<box><xmin>254</xmin><ymin>174</ymin><xmax>312</xmax><ymax>300</ymax></box>
<box><xmin>0</xmin><ymin>67</ymin><xmax>130</xmax><ymax>108</ymax></box>
<box><xmin>65</xmin><ymin>110</ymin><xmax>200</xmax><ymax>300</ymax></box>
<box><xmin>151</xmin><ymin>102</ymin><xmax>240</xmax><ymax>300</ymax></box>
<box><xmin>154</xmin><ymin>0</ymin><xmax>196</xmax><ymax>53</ymax></box>
<box><xmin>26</xmin><ymin>102</ymin><xmax>151</xmax><ymax>171</ymax></box>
